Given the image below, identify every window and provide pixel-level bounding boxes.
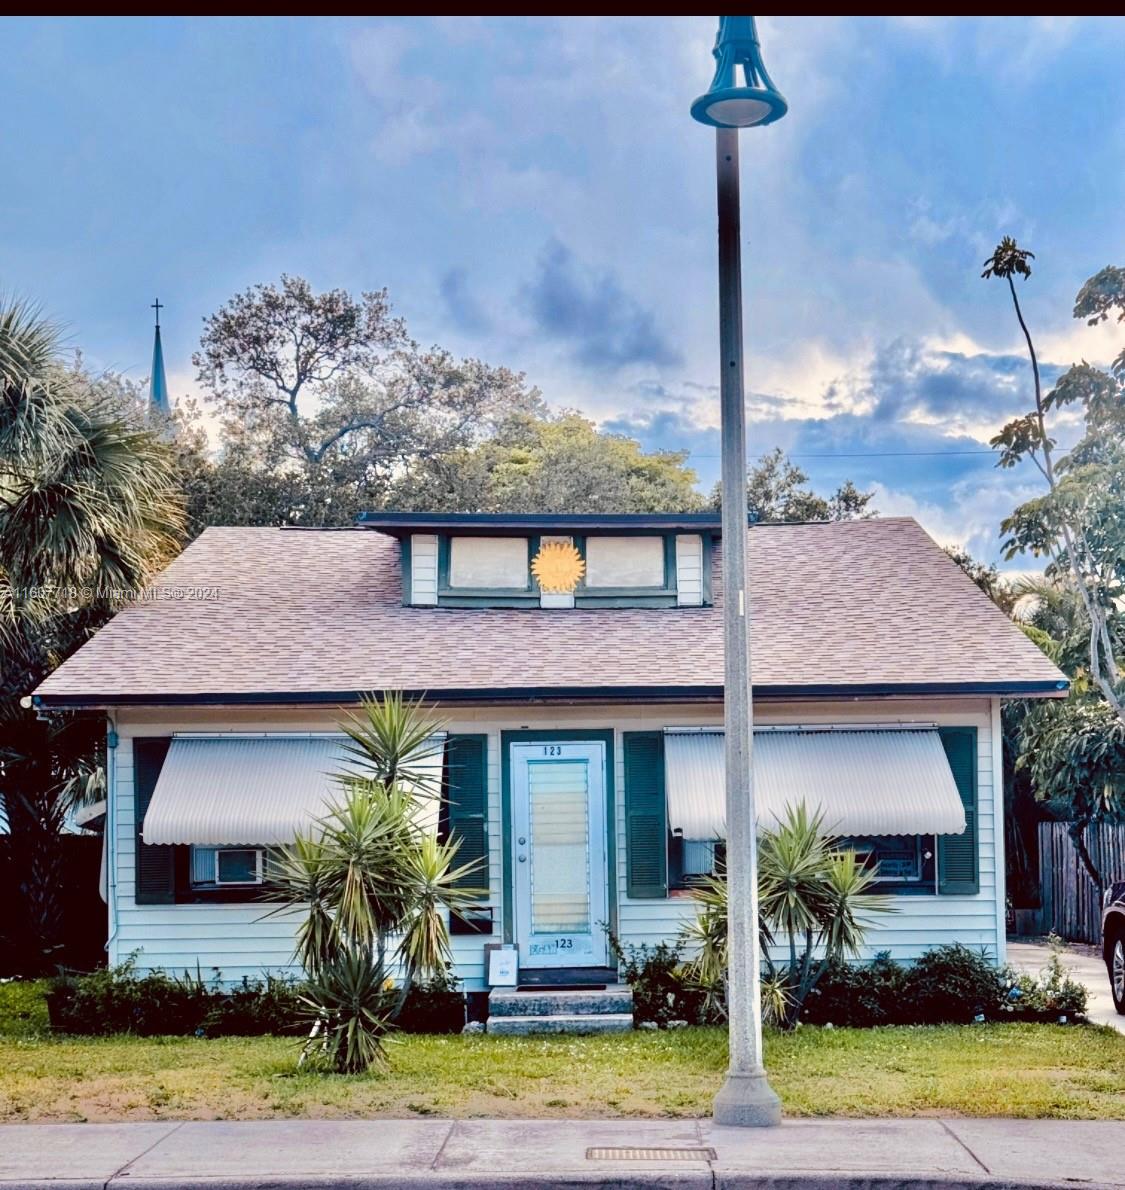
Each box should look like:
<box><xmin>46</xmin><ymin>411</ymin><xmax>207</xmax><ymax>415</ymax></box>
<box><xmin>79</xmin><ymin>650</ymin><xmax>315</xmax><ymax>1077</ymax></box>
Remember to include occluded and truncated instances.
<box><xmin>839</xmin><ymin>835</ymin><xmax>933</xmax><ymax>885</ymax></box>
<box><xmin>668</xmin><ymin>836</ymin><xmax>725</xmax><ymax>889</ymax></box>
<box><xmin>190</xmin><ymin>846</ymin><xmax>264</xmax><ymax>887</ymax></box>
<box><xmin>448</xmin><ymin>536</ymin><xmax>529</xmax><ymax>589</ymax></box>
<box><xmin>584</xmin><ymin>536</ymin><xmax>665</xmax><ymax>588</ymax></box>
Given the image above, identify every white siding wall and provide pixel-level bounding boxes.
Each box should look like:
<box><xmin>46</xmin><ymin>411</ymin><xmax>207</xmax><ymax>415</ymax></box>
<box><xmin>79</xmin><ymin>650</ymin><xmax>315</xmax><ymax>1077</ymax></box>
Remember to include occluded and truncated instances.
<box><xmin>408</xmin><ymin>534</ymin><xmax>439</xmax><ymax>605</ymax></box>
<box><xmin>675</xmin><ymin>535</ymin><xmax>704</xmax><ymax>606</ymax></box>
<box><xmin>109</xmin><ymin>697</ymin><xmax>1002</xmax><ymax>987</ymax></box>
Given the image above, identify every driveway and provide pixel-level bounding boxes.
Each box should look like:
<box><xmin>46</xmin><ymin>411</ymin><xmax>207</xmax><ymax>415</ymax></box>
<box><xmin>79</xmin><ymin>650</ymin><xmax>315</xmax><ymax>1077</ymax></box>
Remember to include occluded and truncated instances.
<box><xmin>1008</xmin><ymin>938</ymin><xmax>1124</xmax><ymax>1034</ymax></box>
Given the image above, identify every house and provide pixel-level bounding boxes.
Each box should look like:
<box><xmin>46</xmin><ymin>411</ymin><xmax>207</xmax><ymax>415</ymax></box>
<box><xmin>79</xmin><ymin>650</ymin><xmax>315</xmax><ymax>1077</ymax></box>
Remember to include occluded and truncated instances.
<box><xmin>32</xmin><ymin>513</ymin><xmax>1068</xmax><ymax>990</ymax></box>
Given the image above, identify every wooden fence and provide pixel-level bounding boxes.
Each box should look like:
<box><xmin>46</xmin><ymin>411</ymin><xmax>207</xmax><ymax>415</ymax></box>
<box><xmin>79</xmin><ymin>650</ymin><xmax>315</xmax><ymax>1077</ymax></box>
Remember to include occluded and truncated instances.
<box><xmin>1039</xmin><ymin>821</ymin><xmax>1125</xmax><ymax>944</ymax></box>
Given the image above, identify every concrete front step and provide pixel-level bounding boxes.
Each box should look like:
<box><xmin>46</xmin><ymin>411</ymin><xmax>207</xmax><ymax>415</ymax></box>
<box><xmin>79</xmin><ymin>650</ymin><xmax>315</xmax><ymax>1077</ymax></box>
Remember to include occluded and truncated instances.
<box><xmin>485</xmin><ymin>1012</ymin><xmax>634</xmax><ymax>1036</ymax></box>
<box><xmin>488</xmin><ymin>986</ymin><xmax>633</xmax><ymax>1018</ymax></box>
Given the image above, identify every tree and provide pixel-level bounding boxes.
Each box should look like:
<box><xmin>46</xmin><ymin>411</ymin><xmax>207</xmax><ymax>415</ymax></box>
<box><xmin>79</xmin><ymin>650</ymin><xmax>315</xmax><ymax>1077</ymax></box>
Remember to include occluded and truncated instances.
<box><xmin>192</xmin><ymin>276</ymin><xmax>544</xmax><ymax>525</ymax></box>
<box><xmin>710</xmin><ymin>447</ymin><xmax>876</xmax><ymax>522</ymax></box>
<box><xmin>386</xmin><ymin>410</ymin><xmax>705</xmax><ymax>513</ymax></box>
<box><xmin>0</xmin><ymin>302</ymin><xmax>183</xmax><ymax>970</ymax></box>
<box><xmin>1006</xmin><ymin>577</ymin><xmax>1125</xmax><ymax>895</ymax></box>
<box><xmin>984</xmin><ymin>244</ymin><xmax>1125</xmax><ymax>895</ymax></box>
<box><xmin>267</xmin><ymin>695</ymin><xmax>481</xmax><ymax>1073</ymax></box>
<box><xmin>984</xmin><ymin>240</ymin><xmax>1125</xmax><ymax>729</ymax></box>
<box><xmin>943</xmin><ymin>546</ymin><xmax>1018</xmax><ymax>615</ymax></box>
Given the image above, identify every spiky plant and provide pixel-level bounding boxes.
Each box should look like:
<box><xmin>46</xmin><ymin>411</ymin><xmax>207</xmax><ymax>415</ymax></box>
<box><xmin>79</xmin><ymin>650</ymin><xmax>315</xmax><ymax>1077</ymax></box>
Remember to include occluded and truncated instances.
<box><xmin>396</xmin><ymin>832</ymin><xmax>486</xmax><ymax>1000</ymax></box>
<box><xmin>683</xmin><ymin>803</ymin><xmax>893</xmax><ymax>1030</ymax></box>
<box><xmin>297</xmin><ymin>948</ymin><xmax>398</xmax><ymax>1074</ymax></box>
<box><xmin>266</xmin><ymin>695</ymin><xmax>485</xmax><ymax>1074</ymax></box>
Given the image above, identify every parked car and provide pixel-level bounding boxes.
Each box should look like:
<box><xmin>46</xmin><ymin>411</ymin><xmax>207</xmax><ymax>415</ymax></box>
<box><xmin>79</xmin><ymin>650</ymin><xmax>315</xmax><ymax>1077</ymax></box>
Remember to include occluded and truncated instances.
<box><xmin>1104</xmin><ymin>880</ymin><xmax>1125</xmax><ymax>1014</ymax></box>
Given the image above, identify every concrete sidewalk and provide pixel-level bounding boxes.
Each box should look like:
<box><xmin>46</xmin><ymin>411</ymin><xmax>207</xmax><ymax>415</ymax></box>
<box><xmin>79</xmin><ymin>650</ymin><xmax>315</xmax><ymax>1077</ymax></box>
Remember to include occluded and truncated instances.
<box><xmin>3</xmin><ymin>1117</ymin><xmax>1124</xmax><ymax>1189</ymax></box>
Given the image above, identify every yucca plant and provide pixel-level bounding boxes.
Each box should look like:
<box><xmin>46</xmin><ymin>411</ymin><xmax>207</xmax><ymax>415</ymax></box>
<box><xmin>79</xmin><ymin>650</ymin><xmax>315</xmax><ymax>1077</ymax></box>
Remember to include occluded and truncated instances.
<box><xmin>266</xmin><ymin>694</ymin><xmax>485</xmax><ymax>1073</ymax></box>
<box><xmin>680</xmin><ymin>865</ymin><xmax>778</xmax><ymax>1024</ymax></box>
<box><xmin>684</xmin><ymin>802</ymin><xmax>894</xmax><ymax>1031</ymax></box>
<box><xmin>297</xmin><ymin>949</ymin><xmax>398</xmax><ymax>1075</ymax></box>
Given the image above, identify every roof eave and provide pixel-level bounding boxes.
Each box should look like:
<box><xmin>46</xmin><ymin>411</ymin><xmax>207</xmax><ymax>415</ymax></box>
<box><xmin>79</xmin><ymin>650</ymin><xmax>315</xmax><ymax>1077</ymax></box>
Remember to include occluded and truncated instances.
<box><xmin>32</xmin><ymin>678</ymin><xmax>1070</xmax><ymax>712</ymax></box>
<box><xmin>352</xmin><ymin>512</ymin><xmax>723</xmax><ymax>536</ymax></box>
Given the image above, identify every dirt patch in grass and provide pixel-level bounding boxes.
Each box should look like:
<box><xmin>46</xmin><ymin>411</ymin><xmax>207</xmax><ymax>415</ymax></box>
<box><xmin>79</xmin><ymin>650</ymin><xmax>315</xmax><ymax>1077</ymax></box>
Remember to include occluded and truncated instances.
<box><xmin>1</xmin><ymin>1020</ymin><xmax>1123</xmax><ymax>1123</ymax></box>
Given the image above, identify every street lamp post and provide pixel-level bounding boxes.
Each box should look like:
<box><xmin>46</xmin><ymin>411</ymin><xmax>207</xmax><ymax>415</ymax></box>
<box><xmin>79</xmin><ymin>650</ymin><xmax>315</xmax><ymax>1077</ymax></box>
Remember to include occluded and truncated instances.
<box><xmin>691</xmin><ymin>15</ymin><xmax>787</xmax><ymax>1128</ymax></box>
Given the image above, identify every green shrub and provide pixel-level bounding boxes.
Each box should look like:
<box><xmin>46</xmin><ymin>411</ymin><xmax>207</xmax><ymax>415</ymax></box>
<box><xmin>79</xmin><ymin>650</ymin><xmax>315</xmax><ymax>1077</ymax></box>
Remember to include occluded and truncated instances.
<box><xmin>1001</xmin><ymin>944</ymin><xmax>1088</xmax><ymax>1020</ymax></box>
<box><xmin>45</xmin><ymin>958</ymin><xmax>467</xmax><ymax>1039</ymax></box>
<box><xmin>47</xmin><ymin>958</ymin><xmax>302</xmax><ymax>1037</ymax></box>
<box><xmin>607</xmin><ymin>933</ymin><xmax>707</xmax><ymax>1026</ymax></box>
<box><xmin>801</xmin><ymin>944</ymin><xmax>1087</xmax><ymax>1028</ymax></box>
<box><xmin>903</xmin><ymin>944</ymin><xmax>1005</xmax><ymax>1024</ymax></box>
<box><xmin>803</xmin><ymin>952</ymin><xmax>910</xmax><ymax>1027</ymax></box>
<box><xmin>396</xmin><ymin>968</ymin><xmax>466</xmax><ymax>1034</ymax></box>
<box><xmin>200</xmin><ymin>975</ymin><xmax>303</xmax><ymax>1036</ymax></box>
<box><xmin>47</xmin><ymin>961</ymin><xmax>212</xmax><ymax>1036</ymax></box>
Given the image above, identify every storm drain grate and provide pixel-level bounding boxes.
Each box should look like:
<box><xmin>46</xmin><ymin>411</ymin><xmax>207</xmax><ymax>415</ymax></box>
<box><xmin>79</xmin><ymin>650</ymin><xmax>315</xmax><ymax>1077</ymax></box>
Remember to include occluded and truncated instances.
<box><xmin>586</xmin><ymin>1147</ymin><xmax>717</xmax><ymax>1162</ymax></box>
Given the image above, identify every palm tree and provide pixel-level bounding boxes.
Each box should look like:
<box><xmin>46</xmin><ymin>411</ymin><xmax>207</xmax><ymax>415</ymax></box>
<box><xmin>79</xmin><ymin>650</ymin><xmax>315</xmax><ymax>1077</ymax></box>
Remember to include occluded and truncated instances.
<box><xmin>0</xmin><ymin>299</ymin><xmax>184</xmax><ymax>972</ymax></box>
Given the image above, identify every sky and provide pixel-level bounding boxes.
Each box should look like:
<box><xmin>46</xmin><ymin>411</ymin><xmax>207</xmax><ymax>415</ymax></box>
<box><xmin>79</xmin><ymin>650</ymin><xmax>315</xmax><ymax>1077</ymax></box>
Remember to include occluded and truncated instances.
<box><xmin>2</xmin><ymin>16</ymin><xmax>1123</xmax><ymax>569</ymax></box>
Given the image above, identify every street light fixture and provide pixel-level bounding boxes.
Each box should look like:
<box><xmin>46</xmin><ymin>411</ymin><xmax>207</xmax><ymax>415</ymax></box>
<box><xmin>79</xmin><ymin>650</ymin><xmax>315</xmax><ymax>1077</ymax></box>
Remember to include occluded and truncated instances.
<box><xmin>691</xmin><ymin>14</ymin><xmax>786</xmax><ymax>1128</ymax></box>
<box><xmin>691</xmin><ymin>16</ymin><xmax>787</xmax><ymax>129</ymax></box>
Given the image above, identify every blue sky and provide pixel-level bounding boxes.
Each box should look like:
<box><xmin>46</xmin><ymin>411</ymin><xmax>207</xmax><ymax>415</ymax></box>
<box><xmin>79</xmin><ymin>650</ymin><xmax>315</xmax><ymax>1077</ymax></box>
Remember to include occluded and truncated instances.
<box><xmin>2</xmin><ymin>16</ymin><xmax>1123</xmax><ymax>567</ymax></box>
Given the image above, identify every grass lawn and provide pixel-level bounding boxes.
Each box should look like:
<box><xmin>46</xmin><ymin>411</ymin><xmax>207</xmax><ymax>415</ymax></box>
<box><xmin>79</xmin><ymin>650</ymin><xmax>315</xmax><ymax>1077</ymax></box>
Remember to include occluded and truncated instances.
<box><xmin>2</xmin><ymin>982</ymin><xmax>1123</xmax><ymax>1123</ymax></box>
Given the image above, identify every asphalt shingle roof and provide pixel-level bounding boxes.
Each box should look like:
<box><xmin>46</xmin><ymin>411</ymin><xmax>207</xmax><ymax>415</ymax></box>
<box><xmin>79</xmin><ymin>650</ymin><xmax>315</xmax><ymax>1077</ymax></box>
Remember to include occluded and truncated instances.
<box><xmin>34</xmin><ymin>518</ymin><xmax>1067</xmax><ymax>706</ymax></box>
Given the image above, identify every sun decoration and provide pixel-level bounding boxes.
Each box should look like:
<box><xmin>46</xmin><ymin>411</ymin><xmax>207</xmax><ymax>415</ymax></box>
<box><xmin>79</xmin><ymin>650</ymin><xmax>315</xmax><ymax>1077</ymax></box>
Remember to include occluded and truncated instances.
<box><xmin>531</xmin><ymin>540</ymin><xmax>586</xmax><ymax>595</ymax></box>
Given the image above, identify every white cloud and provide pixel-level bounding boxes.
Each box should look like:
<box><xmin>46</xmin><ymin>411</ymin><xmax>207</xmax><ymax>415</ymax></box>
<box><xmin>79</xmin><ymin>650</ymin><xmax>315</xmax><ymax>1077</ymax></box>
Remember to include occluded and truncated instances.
<box><xmin>871</xmin><ymin>471</ymin><xmax>1045</xmax><ymax>572</ymax></box>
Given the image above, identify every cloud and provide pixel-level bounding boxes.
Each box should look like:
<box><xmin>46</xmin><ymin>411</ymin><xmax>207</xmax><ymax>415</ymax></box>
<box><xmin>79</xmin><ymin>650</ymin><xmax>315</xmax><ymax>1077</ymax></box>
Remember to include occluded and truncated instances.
<box><xmin>521</xmin><ymin>239</ymin><xmax>682</xmax><ymax>371</ymax></box>
<box><xmin>439</xmin><ymin>268</ymin><xmax>492</xmax><ymax>334</ymax></box>
<box><xmin>605</xmin><ymin>387</ymin><xmax>1054</xmax><ymax>568</ymax></box>
<box><xmin>819</xmin><ymin>337</ymin><xmax>1065</xmax><ymax>431</ymax></box>
<box><xmin>346</xmin><ymin>23</ymin><xmax>497</xmax><ymax>167</ymax></box>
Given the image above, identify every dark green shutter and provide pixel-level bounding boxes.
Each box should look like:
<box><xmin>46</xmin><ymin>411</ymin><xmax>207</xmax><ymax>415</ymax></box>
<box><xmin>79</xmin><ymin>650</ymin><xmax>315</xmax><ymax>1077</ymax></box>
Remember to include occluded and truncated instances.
<box><xmin>133</xmin><ymin>737</ymin><xmax>175</xmax><ymax>905</ymax></box>
<box><xmin>937</xmin><ymin>726</ymin><xmax>979</xmax><ymax>895</ymax></box>
<box><xmin>445</xmin><ymin>734</ymin><xmax>488</xmax><ymax>897</ymax></box>
<box><xmin>624</xmin><ymin>731</ymin><xmax>668</xmax><ymax>899</ymax></box>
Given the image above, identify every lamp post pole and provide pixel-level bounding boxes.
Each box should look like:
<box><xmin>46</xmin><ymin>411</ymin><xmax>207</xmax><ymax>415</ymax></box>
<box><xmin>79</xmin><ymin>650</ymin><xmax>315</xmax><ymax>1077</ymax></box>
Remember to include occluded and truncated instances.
<box><xmin>691</xmin><ymin>15</ymin><xmax>786</xmax><ymax>1128</ymax></box>
<box><xmin>711</xmin><ymin>125</ymin><xmax>781</xmax><ymax>1128</ymax></box>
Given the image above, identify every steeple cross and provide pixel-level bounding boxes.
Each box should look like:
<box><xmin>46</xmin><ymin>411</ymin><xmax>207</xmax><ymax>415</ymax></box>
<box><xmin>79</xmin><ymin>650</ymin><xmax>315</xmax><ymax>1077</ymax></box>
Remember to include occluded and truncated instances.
<box><xmin>151</xmin><ymin>298</ymin><xmax>163</xmax><ymax>329</ymax></box>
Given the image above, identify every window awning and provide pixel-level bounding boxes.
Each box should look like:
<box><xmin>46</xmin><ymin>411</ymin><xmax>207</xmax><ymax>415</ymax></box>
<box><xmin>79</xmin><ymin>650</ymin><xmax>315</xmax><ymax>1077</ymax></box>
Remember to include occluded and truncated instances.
<box><xmin>664</xmin><ymin>728</ymin><xmax>966</xmax><ymax>840</ymax></box>
<box><xmin>142</xmin><ymin>734</ymin><xmax>446</xmax><ymax>846</ymax></box>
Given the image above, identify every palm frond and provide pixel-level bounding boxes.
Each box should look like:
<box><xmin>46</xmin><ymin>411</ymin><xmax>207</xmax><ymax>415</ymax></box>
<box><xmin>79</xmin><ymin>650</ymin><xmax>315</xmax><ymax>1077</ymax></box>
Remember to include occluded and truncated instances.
<box><xmin>338</xmin><ymin>692</ymin><xmax>447</xmax><ymax>799</ymax></box>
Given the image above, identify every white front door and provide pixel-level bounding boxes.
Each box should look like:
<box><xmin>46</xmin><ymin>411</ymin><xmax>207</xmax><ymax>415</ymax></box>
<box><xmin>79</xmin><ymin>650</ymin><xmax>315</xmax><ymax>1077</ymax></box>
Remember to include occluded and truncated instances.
<box><xmin>511</xmin><ymin>741</ymin><xmax>609</xmax><ymax>970</ymax></box>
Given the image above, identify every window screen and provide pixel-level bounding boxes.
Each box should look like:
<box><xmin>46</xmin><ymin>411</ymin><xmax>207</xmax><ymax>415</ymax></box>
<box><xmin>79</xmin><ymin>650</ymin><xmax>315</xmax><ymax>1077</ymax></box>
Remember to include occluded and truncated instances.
<box><xmin>584</xmin><ymin>536</ymin><xmax>665</xmax><ymax>588</ymax></box>
<box><xmin>448</xmin><ymin>537</ymin><xmax>528</xmax><ymax>589</ymax></box>
<box><xmin>190</xmin><ymin>846</ymin><xmax>263</xmax><ymax>886</ymax></box>
<box><xmin>840</xmin><ymin>835</ymin><xmax>929</xmax><ymax>884</ymax></box>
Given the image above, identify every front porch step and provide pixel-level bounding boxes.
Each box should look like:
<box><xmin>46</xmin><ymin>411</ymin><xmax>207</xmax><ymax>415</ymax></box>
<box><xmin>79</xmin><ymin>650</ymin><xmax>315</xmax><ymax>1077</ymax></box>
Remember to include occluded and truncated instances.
<box><xmin>488</xmin><ymin>986</ymin><xmax>633</xmax><ymax>1018</ymax></box>
<box><xmin>486</xmin><ymin>1012</ymin><xmax>634</xmax><ymax>1036</ymax></box>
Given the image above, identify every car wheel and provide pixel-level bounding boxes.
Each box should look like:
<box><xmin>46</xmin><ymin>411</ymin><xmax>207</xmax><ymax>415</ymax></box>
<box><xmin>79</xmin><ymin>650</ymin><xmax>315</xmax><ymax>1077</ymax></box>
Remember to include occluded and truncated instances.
<box><xmin>1111</xmin><ymin>936</ymin><xmax>1125</xmax><ymax>1015</ymax></box>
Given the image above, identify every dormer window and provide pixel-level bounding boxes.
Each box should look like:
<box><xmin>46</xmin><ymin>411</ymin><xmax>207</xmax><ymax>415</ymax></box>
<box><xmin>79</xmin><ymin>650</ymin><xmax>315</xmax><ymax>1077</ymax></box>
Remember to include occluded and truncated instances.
<box><xmin>448</xmin><ymin>537</ymin><xmax>531</xmax><ymax>591</ymax></box>
<box><xmin>584</xmin><ymin>535</ymin><xmax>667</xmax><ymax>589</ymax></box>
<box><xmin>360</xmin><ymin>513</ymin><xmax>716</xmax><ymax>611</ymax></box>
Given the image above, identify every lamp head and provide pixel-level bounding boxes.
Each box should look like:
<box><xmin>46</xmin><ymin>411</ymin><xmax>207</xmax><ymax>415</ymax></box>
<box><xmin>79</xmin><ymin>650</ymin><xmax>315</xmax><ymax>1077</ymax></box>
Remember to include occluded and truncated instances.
<box><xmin>691</xmin><ymin>16</ymin><xmax>788</xmax><ymax>129</ymax></box>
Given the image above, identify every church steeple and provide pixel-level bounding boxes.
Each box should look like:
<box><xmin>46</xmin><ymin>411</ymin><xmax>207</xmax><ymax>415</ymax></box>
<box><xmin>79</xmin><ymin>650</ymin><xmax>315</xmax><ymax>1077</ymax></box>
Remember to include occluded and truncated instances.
<box><xmin>148</xmin><ymin>298</ymin><xmax>172</xmax><ymax>419</ymax></box>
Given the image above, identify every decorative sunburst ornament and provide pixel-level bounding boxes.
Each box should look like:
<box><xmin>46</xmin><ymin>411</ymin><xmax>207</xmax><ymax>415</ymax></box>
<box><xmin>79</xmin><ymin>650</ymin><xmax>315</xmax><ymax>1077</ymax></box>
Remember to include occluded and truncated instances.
<box><xmin>531</xmin><ymin>540</ymin><xmax>585</xmax><ymax>594</ymax></box>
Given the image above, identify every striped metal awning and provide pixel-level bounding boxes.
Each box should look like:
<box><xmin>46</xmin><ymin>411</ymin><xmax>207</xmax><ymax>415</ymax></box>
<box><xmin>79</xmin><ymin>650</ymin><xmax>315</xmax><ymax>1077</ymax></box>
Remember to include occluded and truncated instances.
<box><xmin>663</xmin><ymin>728</ymin><xmax>966</xmax><ymax>840</ymax></box>
<box><xmin>142</xmin><ymin>734</ymin><xmax>446</xmax><ymax>846</ymax></box>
